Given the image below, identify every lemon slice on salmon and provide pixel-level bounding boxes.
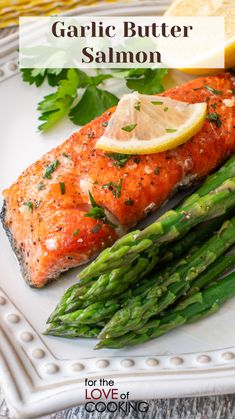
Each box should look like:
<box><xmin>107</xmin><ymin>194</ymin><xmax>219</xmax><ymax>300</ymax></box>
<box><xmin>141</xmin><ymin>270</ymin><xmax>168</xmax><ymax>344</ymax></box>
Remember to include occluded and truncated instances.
<box><xmin>164</xmin><ymin>0</ymin><xmax>235</xmax><ymax>74</ymax></box>
<box><xmin>95</xmin><ymin>92</ymin><xmax>207</xmax><ymax>155</ymax></box>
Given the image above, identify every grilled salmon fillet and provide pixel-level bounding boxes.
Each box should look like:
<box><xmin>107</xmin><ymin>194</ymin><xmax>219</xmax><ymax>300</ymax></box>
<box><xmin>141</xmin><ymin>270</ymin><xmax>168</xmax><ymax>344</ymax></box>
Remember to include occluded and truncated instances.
<box><xmin>2</xmin><ymin>73</ymin><xmax>235</xmax><ymax>287</ymax></box>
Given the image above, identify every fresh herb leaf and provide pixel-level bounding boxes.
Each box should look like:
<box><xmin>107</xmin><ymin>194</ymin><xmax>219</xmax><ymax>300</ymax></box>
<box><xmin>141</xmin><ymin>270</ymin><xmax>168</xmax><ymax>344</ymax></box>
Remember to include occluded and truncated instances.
<box><xmin>204</xmin><ymin>85</ymin><xmax>222</xmax><ymax>95</ymax></box>
<box><xmin>102</xmin><ymin>121</ymin><xmax>109</xmax><ymax>127</ymax></box>
<box><xmin>73</xmin><ymin>229</ymin><xmax>80</xmax><ymax>237</ymax></box>
<box><xmin>102</xmin><ymin>179</ymin><xmax>123</xmax><ymax>198</ymax></box>
<box><xmin>21</xmin><ymin>68</ymin><xmax>47</xmax><ymax>87</ymax></box>
<box><xmin>206</xmin><ymin>112</ymin><xmax>222</xmax><ymax>128</ymax></box>
<box><xmin>134</xmin><ymin>101</ymin><xmax>141</xmax><ymax>111</ymax></box>
<box><xmin>62</xmin><ymin>152</ymin><xmax>73</xmax><ymax>160</ymax></box>
<box><xmin>126</xmin><ymin>68</ymin><xmax>168</xmax><ymax>95</ymax></box>
<box><xmin>151</xmin><ymin>101</ymin><xmax>163</xmax><ymax>105</ymax></box>
<box><xmin>133</xmin><ymin>157</ymin><xmax>141</xmax><ymax>164</ymax></box>
<box><xmin>154</xmin><ymin>167</ymin><xmax>160</xmax><ymax>175</ymax></box>
<box><xmin>90</xmin><ymin>73</ymin><xmax>113</xmax><ymax>86</ymax></box>
<box><xmin>21</xmin><ymin>68</ymin><xmax>68</xmax><ymax>88</ymax></box>
<box><xmin>165</xmin><ymin>128</ymin><xmax>177</xmax><ymax>133</ymax></box>
<box><xmin>38</xmin><ymin>182</ymin><xmax>45</xmax><ymax>190</ymax></box>
<box><xmin>43</xmin><ymin>159</ymin><xmax>59</xmax><ymax>179</ymax></box>
<box><xmin>86</xmin><ymin>206</ymin><xmax>106</xmax><ymax>221</ymax></box>
<box><xmin>38</xmin><ymin>69</ymin><xmax>79</xmax><ymax>131</ymax></box>
<box><xmin>21</xmin><ymin>68</ymin><xmax>168</xmax><ymax>132</ymax></box>
<box><xmin>91</xmin><ymin>224</ymin><xmax>102</xmax><ymax>234</ymax></box>
<box><xmin>105</xmin><ymin>153</ymin><xmax>132</xmax><ymax>168</ymax></box>
<box><xmin>164</xmin><ymin>106</ymin><xmax>169</xmax><ymax>112</ymax></box>
<box><xmin>60</xmin><ymin>182</ymin><xmax>65</xmax><ymax>195</ymax></box>
<box><xmin>125</xmin><ymin>199</ymin><xmax>134</xmax><ymax>206</ymax></box>
<box><xmin>47</xmin><ymin>69</ymin><xmax>69</xmax><ymax>87</ymax></box>
<box><xmin>211</xmin><ymin>103</ymin><xmax>217</xmax><ymax>109</ymax></box>
<box><xmin>69</xmin><ymin>85</ymin><xmax>118</xmax><ymax>126</ymax></box>
<box><xmin>121</xmin><ymin>123</ymin><xmax>137</xmax><ymax>132</ymax></box>
<box><xmin>85</xmin><ymin>191</ymin><xmax>116</xmax><ymax>228</ymax></box>
<box><xmin>23</xmin><ymin>201</ymin><xmax>34</xmax><ymax>212</ymax></box>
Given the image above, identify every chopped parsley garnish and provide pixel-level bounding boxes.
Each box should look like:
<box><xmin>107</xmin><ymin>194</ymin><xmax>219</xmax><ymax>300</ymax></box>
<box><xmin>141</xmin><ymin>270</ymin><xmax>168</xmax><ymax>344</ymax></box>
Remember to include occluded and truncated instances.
<box><xmin>165</xmin><ymin>128</ymin><xmax>177</xmax><ymax>133</ymax></box>
<box><xmin>60</xmin><ymin>182</ymin><xmax>65</xmax><ymax>195</ymax></box>
<box><xmin>102</xmin><ymin>179</ymin><xmax>123</xmax><ymax>198</ymax></box>
<box><xmin>38</xmin><ymin>182</ymin><xmax>45</xmax><ymax>190</ymax></box>
<box><xmin>134</xmin><ymin>101</ymin><xmax>141</xmax><ymax>111</ymax></box>
<box><xmin>206</xmin><ymin>112</ymin><xmax>222</xmax><ymax>128</ymax></box>
<box><xmin>73</xmin><ymin>229</ymin><xmax>80</xmax><ymax>237</ymax></box>
<box><xmin>23</xmin><ymin>201</ymin><xmax>33</xmax><ymax>212</ymax></box>
<box><xmin>125</xmin><ymin>199</ymin><xmax>134</xmax><ymax>206</ymax></box>
<box><xmin>85</xmin><ymin>191</ymin><xmax>116</xmax><ymax>228</ymax></box>
<box><xmin>43</xmin><ymin>159</ymin><xmax>59</xmax><ymax>179</ymax></box>
<box><xmin>62</xmin><ymin>152</ymin><xmax>73</xmax><ymax>160</ymax></box>
<box><xmin>91</xmin><ymin>224</ymin><xmax>102</xmax><ymax>234</ymax></box>
<box><xmin>133</xmin><ymin>157</ymin><xmax>141</xmax><ymax>164</ymax></box>
<box><xmin>164</xmin><ymin>106</ymin><xmax>168</xmax><ymax>112</ymax></box>
<box><xmin>211</xmin><ymin>103</ymin><xmax>217</xmax><ymax>109</ymax></box>
<box><xmin>121</xmin><ymin>123</ymin><xmax>137</xmax><ymax>132</ymax></box>
<box><xmin>87</xmin><ymin>133</ymin><xmax>94</xmax><ymax>138</ymax></box>
<box><xmin>154</xmin><ymin>167</ymin><xmax>160</xmax><ymax>175</ymax></box>
<box><xmin>105</xmin><ymin>152</ymin><xmax>132</xmax><ymax>168</ymax></box>
<box><xmin>232</xmin><ymin>89</ymin><xmax>235</xmax><ymax>95</ymax></box>
<box><xmin>151</xmin><ymin>101</ymin><xmax>163</xmax><ymax>105</ymax></box>
<box><xmin>102</xmin><ymin>121</ymin><xmax>108</xmax><ymax>127</ymax></box>
<box><xmin>204</xmin><ymin>85</ymin><xmax>222</xmax><ymax>95</ymax></box>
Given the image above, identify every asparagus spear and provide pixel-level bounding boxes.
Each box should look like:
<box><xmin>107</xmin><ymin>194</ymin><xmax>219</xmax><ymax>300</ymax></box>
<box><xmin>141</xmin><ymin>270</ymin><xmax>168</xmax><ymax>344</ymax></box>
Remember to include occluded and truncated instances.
<box><xmin>96</xmin><ymin>271</ymin><xmax>235</xmax><ymax>349</ymax></box>
<box><xmin>186</xmin><ymin>252</ymin><xmax>235</xmax><ymax>296</ymax></box>
<box><xmin>47</xmin><ymin>251</ymin><xmax>159</xmax><ymax>324</ymax></box>
<box><xmin>53</xmin><ymin>241</ymin><xmax>201</xmax><ymax>327</ymax></box>
<box><xmin>99</xmin><ymin>217</ymin><xmax>235</xmax><ymax>339</ymax></box>
<box><xmin>45</xmin><ymin>249</ymin><xmax>235</xmax><ymax>340</ymax></box>
<box><xmin>159</xmin><ymin>211</ymin><xmax>234</xmax><ymax>265</ymax></box>
<box><xmin>58</xmin><ymin>300</ymin><xmax>120</xmax><ymax>325</ymax></box>
<box><xmin>178</xmin><ymin>155</ymin><xmax>235</xmax><ymax>209</ymax></box>
<box><xmin>47</xmin><ymin>209</ymin><xmax>233</xmax><ymax>326</ymax></box>
<box><xmin>80</xmin><ymin>182</ymin><xmax>235</xmax><ymax>302</ymax></box>
<box><xmin>47</xmin><ymin>281</ymin><xmax>95</xmax><ymax>324</ymax></box>
<box><xmin>44</xmin><ymin>323</ymin><xmax>101</xmax><ymax>338</ymax></box>
<box><xmin>81</xmin><ymin>250</ymin><xmax>235</xmax><ymax>330</ymax></box>
<box><xmin>77</xmin><ymin>176</ymin><xmax>235</xmax><ymax>298</ymax></box>
<box><xmin>77</xmin><ymin>227</ymin><xmax>215</xmax><ymax>304</ymax></box>
<box><xmin>79</xmin><ymin>156</ymin><xmax>235</xmax><ymax>281</ymax></box>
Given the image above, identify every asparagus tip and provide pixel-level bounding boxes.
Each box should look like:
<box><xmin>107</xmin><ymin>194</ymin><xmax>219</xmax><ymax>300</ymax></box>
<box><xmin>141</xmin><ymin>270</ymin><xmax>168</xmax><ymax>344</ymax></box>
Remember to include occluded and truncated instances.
<box><xmin>94</xmin><ymin>342</ymin><xmax>103</xmax><ymax>350</ymax></box>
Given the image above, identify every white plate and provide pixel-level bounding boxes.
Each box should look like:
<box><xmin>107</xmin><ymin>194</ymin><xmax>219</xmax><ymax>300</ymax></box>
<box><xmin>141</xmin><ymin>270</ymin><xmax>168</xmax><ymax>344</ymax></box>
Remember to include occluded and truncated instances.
<box><xmin>1</xmin><ymin>2</ymin><xmax>235</xmax><ymax>419</ymax></box>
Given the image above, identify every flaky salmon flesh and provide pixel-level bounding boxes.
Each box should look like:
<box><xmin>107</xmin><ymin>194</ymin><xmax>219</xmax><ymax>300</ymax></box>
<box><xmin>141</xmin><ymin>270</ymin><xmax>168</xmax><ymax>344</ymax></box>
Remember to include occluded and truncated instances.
<box><xmin>1</xmin><ymin>73</ymin><xmax>235</xmax><ymax>287</ymax></box>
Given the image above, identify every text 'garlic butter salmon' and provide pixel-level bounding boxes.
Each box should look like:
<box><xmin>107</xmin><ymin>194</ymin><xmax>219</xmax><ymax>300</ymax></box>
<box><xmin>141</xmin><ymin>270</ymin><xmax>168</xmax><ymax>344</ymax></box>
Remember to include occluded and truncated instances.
<box><xmin>1</xmin><ymin>73</ymin><xmax>235</xmax><ymax>287</ymax></box>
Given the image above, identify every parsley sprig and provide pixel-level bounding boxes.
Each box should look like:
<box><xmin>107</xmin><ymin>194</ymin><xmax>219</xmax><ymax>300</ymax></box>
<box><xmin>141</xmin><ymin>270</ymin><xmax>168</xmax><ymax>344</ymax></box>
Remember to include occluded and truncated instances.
<box><xmin>21</xmin><ymin>68</ymin><xmax>168</xmax><ymax>132</ymax></box>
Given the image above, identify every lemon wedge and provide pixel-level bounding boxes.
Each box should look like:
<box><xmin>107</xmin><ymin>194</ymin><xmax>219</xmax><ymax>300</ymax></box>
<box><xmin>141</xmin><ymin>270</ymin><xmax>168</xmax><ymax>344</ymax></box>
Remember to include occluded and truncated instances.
<box><xmin>96</xmin><ymin>92</ymin><xmax>207</xmax><ymax>155</ymax></box>
<box><xmin>164</xmin><ymin>0</ymin><xmax>235</xmax><ymax>75</ymax></box>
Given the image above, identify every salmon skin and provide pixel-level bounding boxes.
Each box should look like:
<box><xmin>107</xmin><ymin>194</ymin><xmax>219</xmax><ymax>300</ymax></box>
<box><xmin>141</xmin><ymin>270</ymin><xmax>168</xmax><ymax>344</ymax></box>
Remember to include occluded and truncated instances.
<box><xmin>2</xmin><ymin>73</ymin><xmax>235</xmax><ymax>288</ymax></box>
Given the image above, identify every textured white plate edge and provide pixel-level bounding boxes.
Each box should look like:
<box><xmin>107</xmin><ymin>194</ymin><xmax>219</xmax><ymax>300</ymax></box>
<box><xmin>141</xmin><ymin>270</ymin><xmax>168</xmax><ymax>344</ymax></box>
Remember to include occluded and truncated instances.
<box><xmin>2</xmin><ymin>1</ymin><xmax>235</xmax><ymax>418</ymax></box>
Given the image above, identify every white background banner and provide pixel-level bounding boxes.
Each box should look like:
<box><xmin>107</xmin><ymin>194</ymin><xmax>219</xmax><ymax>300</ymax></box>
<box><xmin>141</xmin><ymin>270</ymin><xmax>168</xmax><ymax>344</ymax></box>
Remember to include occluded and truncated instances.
<box><xmin>19</xmin><ymin>16</ymin><xmax>225</xmax><ymax>69</ymax></box>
